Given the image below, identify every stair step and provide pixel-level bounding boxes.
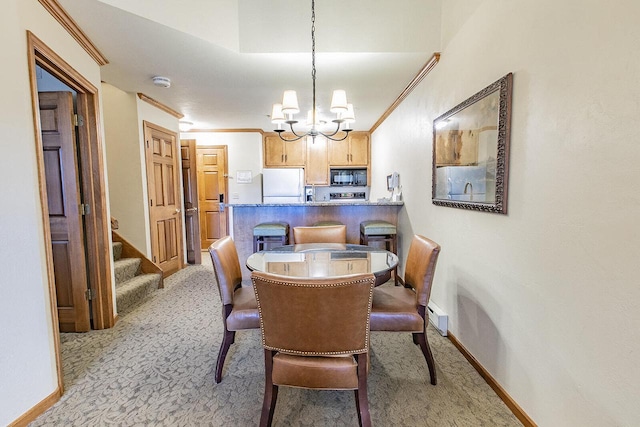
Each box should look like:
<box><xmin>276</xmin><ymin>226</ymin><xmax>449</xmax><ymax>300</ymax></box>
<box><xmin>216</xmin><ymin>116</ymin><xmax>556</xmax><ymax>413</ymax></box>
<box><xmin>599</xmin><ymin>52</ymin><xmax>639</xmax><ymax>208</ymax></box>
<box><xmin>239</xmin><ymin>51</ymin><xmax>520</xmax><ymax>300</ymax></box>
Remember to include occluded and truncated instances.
<box><xmin>115</xmin><ymin>273</ymin><xmax>162</xmax><ymax>314</ymax></box>
<box><xmin>112</xmin><ymin>241</ymin><xmax>123</xmax><ymax>262</ymax></box>
<box><xmin>114</xmin><ymin>258</ymin><xmax>141</xmax><ymax>286</ymax></box>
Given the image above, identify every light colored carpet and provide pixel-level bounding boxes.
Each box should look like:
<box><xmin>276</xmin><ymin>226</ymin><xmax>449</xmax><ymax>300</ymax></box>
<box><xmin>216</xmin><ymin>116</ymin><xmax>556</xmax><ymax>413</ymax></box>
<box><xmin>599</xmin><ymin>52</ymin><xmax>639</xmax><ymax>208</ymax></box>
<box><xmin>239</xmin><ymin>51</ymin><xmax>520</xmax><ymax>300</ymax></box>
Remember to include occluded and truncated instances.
<box><xmin>31</xmin><ymin>255</ymin><xmax>521</xmax><ymax>426</ymax></box>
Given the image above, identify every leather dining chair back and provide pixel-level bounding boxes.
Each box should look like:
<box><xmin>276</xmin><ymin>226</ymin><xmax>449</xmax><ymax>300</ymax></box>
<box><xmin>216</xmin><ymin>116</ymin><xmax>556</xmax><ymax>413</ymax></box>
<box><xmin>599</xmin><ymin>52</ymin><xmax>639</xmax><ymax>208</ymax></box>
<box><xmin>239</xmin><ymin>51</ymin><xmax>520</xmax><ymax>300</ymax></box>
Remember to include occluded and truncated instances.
<box><xmin>251</xmin><ymin>271</ymin><xmax>376</xmax><ymax>427</ymax></box>
<box><xmin>209</xmin><ymin>236</ymin><xmax>260</xmax><ymax>383</ymax></box>
<box><xmin>370</xmin><ymin>234</ymin><xmax>441</xmax><ymax>385</ymax></box>
<box><xmin>293</xmin><ymin>224</ymin><xmax>347</xmax><ymax>244</ymax></box>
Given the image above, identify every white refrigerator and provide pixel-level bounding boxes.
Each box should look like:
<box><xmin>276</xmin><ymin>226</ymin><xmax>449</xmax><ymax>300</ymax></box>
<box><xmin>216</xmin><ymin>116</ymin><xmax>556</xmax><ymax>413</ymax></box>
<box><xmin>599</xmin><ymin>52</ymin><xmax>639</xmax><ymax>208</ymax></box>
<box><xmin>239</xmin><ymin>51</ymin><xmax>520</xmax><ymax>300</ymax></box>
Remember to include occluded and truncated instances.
<box><xmin>435</xmin><ymin>165</ymin><xmax>489</xmax><ymax>202</ymax></box>
<box><xmin>262</xmin><ymin>168</ymin><xmax>305</xmax><ymax>203</ymax></box>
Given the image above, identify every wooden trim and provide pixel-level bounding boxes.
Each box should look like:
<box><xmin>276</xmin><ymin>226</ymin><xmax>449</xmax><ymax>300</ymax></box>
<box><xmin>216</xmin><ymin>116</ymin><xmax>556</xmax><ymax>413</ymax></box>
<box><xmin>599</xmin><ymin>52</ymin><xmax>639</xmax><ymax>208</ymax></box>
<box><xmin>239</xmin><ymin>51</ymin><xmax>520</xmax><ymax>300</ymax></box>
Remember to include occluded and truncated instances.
<box><xmin>448</xmin><ymin>332</ymin><xmax>537</xmax><ymax>427</ymax></box>
<box><xmin>27</xmin><ymin>32</ymin><xmax>98</xmax><ymax>94</ymax></box>
<box><xmin>8</xmin><ymin>388</ymin><xmax>61</xmax><ymax>427</ymax></box>
<box><xmin>26</xmin><ymin>31</ymin><xmax>64</xmax><ymax>398</ymax></box>
<box><xmin>137</xmin><ymin>93</ymin><xmax>184</xmax><ymax>119</ymax></box>
<box><xmin>37</xmin><ymin>0</ymin><xmax>108</xmax><ymax>66</ymax></box>
<box><xmin>369</xmin><ymin>53</ymin><xmax>440</xmax><ymax>134</ymax></box>
<box><xmin>112</xmin><ymin>230</ymin><xmax>164</xmax><ymax>288</ymax></box>
<box><xmin>184</xmin><ymin>128</ymin><xmax>265</xmax><ymax>134</ymax></box>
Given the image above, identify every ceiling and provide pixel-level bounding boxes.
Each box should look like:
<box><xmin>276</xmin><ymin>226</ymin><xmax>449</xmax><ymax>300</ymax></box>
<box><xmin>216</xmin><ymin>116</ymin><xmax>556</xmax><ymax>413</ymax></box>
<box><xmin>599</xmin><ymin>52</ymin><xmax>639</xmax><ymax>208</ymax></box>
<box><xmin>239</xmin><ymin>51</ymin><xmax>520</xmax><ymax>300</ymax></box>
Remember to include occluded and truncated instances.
<box><xmin>58</xmin><ymin>0</ymin><xmax>442</xmax><ymax>131</ymax></box>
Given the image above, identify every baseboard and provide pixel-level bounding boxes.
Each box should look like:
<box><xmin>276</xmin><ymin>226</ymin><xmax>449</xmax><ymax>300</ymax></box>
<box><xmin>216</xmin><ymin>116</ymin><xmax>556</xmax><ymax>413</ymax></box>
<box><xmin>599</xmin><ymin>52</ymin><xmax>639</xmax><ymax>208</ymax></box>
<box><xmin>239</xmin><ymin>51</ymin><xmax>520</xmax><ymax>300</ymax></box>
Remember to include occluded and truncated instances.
<box><xmin>8</xmin><ymin>387</ymin><xmax>61</xmax><ymax>427</ymax></box>
<box><xmin>448</xmin><ymin>333</ymin><xmax>537</xmax><ymax>427</ymax></box>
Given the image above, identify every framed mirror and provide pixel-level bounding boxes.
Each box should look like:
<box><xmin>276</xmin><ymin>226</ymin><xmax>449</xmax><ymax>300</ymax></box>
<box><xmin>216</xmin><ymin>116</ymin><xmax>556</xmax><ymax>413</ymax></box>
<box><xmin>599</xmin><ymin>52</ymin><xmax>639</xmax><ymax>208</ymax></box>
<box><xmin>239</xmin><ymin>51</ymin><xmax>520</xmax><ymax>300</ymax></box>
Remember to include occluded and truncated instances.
<box><xmin>432</xmin><ymin>73</ymin><xmax>513</xmax><ymax>214</ymax></box>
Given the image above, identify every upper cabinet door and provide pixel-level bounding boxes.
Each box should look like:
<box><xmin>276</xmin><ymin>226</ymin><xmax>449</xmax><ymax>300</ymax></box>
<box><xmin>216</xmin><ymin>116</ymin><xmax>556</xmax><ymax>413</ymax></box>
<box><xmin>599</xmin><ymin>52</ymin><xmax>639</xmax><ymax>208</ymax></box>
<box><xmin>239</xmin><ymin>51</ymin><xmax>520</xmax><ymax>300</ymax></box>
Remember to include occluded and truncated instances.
<box><xmin>284</xmin><ymin>138</ymin><xmax>306</xmax><ymax>166</ymax></box>
<box><xmin>264</xmin><ymin>134</ymin><xmax>285</xmax><ymax>166</ymax></box>
<box><xmin>348</xmin><ymin>132</ymin><xmax>369</xmax><ymax>166</ymax></box>
<box><xmin>328</xmin><ymin>137</ymin><xmax>351</xmax><ymax>166</ymax></box>
<box><xmin>328</xmin><ymin>132</ymin><xmax>370</xmax><ymax>166</ymax></box>
<box><xmin>264</xmin><ymin>133</ymin><xmax>306</xmax><ymax>167</ymax></box>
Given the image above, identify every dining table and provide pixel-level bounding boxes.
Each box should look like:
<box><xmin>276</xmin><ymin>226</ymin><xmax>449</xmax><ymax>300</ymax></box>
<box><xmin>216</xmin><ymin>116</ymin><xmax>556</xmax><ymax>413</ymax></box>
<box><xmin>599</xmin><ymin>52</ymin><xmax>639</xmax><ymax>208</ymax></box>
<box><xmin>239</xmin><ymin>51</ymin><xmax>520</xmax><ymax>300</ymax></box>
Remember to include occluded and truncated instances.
<box><xmin>245</xmin><ymin>243</ymin><xmax>399</xmax><ymax>286</ymax></box>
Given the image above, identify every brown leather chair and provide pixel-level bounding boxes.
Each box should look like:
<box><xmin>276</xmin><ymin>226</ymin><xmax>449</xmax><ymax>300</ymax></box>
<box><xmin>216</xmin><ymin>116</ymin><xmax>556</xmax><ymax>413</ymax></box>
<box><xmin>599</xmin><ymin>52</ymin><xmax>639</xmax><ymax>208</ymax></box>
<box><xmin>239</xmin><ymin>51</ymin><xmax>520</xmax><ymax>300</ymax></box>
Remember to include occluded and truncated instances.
<box><xmin>209</xmin><ymin>236</ymin><xmax>260</xmax><ymax>383</ymax></box>
<box><xmin>293</xmin><ymin>224</ymin><xmax>347</xmax><ymax>244</ymax></box>
<box><xmin>370</xmin><ymin>235</ymin><xmax>441</xmax><ymax>385</ymax></box>
<box><xmin>251</xmin><ymin>271</ymin><xmax>376</xmax><ymax>427</ymax></box>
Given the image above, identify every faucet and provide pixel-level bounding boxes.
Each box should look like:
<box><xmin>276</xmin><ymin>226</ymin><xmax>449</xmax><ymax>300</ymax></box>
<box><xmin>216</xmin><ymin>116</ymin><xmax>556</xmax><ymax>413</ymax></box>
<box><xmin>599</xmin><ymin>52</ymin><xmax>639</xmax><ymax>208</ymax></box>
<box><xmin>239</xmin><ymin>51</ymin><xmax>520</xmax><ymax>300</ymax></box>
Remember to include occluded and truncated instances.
<box><xmin>464</xmin><ymin>182</ymin><xmax>473</xmax><ymax>200</ymax></box>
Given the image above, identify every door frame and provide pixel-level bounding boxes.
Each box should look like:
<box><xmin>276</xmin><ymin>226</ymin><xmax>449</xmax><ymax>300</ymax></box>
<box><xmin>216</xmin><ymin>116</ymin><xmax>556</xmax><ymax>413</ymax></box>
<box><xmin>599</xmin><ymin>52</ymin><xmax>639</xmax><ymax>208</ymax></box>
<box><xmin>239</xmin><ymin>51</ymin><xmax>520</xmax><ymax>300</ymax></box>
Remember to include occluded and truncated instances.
<box><xmin>27</xmin><ymin>31</ymin><xmax>115</xmax><ymax>392</ymax></box>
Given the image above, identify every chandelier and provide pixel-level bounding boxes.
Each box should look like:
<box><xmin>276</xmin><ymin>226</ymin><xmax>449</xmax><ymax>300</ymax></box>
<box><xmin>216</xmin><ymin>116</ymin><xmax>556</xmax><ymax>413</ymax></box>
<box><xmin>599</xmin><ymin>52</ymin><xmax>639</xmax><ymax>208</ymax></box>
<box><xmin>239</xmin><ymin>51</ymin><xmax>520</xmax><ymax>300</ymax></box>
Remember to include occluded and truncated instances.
<box><xmin>270</xmin><ymin>0</ymin><xmax>355</xmax><ymax>142</ymax></box>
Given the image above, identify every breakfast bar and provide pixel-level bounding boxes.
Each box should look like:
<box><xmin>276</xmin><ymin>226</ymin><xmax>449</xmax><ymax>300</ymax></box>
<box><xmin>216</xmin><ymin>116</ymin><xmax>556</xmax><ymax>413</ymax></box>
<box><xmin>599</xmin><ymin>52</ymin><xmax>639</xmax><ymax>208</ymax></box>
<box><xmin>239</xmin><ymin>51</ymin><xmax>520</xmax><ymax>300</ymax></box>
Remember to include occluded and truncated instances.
<box><xmin>226</xmin><ymin>201</ymin><xmax>403</xmax><ymax>280</ymax></box>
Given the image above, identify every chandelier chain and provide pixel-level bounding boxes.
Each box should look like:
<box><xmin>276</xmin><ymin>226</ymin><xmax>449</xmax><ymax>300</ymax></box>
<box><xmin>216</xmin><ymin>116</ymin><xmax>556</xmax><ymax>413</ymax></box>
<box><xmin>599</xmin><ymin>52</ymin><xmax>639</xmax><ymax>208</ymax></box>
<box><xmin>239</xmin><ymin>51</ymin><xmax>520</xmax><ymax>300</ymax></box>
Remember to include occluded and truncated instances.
<box><xmin>311</xmin><ymin>0</ymin><xmax>316</xmax><ymax>127</ymax></box>
<box><xmin>272</xmin><ymin>0</ymin><xmax>351</xmax><ymax>142</ymax></box>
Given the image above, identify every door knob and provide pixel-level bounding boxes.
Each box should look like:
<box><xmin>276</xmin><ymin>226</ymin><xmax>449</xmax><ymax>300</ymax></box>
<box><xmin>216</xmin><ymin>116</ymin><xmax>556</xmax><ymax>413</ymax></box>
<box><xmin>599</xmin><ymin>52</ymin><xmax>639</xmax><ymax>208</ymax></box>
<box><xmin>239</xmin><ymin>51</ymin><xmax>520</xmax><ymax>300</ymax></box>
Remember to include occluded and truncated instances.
<box><xmin>185</xmin><ymin>207</ymin><xmax>198</xmax><ymax>213</ymax></box>
<box><xmin>174</xmin><ymin>208</ymin><xmax>181</xmax><ymax>214</ymax></box>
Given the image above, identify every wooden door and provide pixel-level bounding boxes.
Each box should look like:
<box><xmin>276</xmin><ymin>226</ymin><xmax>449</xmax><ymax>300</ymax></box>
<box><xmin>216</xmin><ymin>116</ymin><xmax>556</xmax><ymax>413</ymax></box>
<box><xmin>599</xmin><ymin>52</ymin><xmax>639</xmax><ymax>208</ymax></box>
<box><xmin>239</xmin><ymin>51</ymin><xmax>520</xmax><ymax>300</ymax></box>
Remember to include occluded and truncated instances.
<box><xmin>180</xmin><ymin>139</ymin><xmax>201</xmax><ymax>264</ymax></box>
<box><xmin>197</xmin><ymin>146</ymin><xmax>228</xmax><ymax>249</ymax></box>
<box><xmin>305</xmin><ymin>135</ymin><xmax>329</xmax><ymax>185</ymax></box>
<box><xmin>143</xmin><ymin>121</ymin><xmax>184</xmax><ymax>276</ymax></box>
<box><xmin>39</xmin><ymin>91</ymin><xmax>91</xmax><ymax>332</ymax></box>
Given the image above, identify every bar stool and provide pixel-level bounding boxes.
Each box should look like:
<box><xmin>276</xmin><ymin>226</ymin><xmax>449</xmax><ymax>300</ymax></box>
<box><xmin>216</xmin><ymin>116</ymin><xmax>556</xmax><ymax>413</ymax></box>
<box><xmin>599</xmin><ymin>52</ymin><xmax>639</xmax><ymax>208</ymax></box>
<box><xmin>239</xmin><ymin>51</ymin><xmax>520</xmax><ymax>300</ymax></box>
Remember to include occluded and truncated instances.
<box><xmin>253</xmin><ymin>222</ymin><xmax>289</xmax><ymax>252</ymax></box>
<box><xmin>360</xmin><ymin>220</ymin><xmax>398</xmax><ymax>284</ymax></box>
<box><xmin>360</xmin><ymin>220</ymin><xmax>397</xmax><ymax>253</ymax></box>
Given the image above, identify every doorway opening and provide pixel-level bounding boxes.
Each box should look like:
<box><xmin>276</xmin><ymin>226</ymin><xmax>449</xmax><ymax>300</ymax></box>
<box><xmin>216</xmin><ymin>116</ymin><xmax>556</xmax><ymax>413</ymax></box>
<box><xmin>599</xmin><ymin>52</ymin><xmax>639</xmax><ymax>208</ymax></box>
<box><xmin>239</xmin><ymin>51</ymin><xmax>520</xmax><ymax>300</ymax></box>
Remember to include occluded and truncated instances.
<box><xmin>27</xmin><ymin>31</ymin><xmax>114</xmax><ymax>392</ymax></box>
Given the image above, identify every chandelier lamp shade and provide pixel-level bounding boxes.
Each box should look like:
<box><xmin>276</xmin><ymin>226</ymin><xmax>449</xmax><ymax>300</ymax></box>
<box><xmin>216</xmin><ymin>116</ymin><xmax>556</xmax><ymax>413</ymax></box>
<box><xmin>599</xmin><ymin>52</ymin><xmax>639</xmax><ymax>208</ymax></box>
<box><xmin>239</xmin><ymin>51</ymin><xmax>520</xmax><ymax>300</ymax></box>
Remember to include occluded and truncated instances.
<box><xmin>271</xmin><ymin>0</ymin><xmax>355</xmax><ymax>142</ymax></box>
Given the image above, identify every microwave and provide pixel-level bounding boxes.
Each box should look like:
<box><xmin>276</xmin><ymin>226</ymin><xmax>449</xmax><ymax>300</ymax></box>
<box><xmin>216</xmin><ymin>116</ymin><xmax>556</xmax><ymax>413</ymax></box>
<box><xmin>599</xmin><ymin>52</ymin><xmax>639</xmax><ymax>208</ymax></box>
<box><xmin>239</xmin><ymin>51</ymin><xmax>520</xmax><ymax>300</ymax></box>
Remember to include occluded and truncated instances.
<box><xmin>330</xmin><ymin>168</ymin><xmax>367</xmax><ymax>186</ymax></box>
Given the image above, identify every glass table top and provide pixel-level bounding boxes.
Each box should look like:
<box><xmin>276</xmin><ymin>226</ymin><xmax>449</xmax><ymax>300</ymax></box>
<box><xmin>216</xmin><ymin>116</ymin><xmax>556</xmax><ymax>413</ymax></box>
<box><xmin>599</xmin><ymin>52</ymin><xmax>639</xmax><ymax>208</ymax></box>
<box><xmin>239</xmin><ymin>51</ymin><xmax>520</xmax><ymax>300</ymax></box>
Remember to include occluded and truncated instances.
<box><xmin>246</xmin><ymin>243</ymin><xmax>398</xmax><ymax>282</ymax></box>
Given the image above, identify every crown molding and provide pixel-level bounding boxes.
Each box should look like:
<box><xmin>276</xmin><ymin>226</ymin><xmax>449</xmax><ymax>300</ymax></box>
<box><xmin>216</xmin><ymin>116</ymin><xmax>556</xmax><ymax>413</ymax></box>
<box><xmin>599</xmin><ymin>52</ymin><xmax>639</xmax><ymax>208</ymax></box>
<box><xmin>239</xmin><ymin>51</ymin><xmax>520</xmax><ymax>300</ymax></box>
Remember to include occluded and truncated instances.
<box><xmin>137</xmin><ymin>93</ymin><xmax>184</xmax><ymax>119</ymax></box>
<box><xmin>369</xmin><ymin>52</ymin><xmax>440</xmax><ymax>134</ymax></box>
<box><xmin>37</xmin><ymin>0</ymin><xmax>108</xmax><ymax>66</ymax></box>
<box><xmin>182</xmin><ymin>128</ymin><xmax>265</xmax><ymax>134</ymax></box>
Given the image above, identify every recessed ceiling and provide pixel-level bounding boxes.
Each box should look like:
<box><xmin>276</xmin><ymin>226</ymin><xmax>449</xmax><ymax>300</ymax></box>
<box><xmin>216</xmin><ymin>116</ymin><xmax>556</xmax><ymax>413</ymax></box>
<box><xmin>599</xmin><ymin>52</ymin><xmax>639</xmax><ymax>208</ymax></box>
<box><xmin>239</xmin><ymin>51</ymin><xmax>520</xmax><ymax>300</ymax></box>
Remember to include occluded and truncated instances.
<box><xmin>58</xmin><ymin>0</ymin><xmax>442</xmax><ymax>131</ymax></box>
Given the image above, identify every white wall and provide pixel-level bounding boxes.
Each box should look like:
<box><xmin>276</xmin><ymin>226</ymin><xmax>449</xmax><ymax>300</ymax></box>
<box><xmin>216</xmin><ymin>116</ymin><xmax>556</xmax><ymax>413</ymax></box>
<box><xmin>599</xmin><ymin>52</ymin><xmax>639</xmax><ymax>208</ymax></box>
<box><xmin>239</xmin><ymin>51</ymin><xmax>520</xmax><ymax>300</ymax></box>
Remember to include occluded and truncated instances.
<box><xmin>102</xmin><ymin>89</ymin><xmax>181</xmax><ymax>257</ymax></box>
<box><xmin>371</xmin><ymin>0</ymin><xmax>640</xmax><ymax>425</ymax></box>
<box><xmin>180</xmin><ymin>131</ymin><xmax>263</xmax><ymax>203</ymax></box>
<box><xmin>0</xmin><ymin>1</ymin><xmax>105</xmax><ymax>424</ymax></box>
<box><xmin>102</xmin><ymin>84</ymin><xmax>148</xmax><ymax>251</ymax></box>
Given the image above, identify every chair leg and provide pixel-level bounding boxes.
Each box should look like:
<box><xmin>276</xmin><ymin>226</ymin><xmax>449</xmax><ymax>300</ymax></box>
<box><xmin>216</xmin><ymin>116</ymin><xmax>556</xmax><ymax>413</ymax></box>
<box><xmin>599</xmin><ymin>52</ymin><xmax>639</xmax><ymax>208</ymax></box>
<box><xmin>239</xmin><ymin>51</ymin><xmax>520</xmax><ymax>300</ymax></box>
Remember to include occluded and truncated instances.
<box><xmin>260</xmin><ymin>350</ymin><xmax>278</xmax><ymax>427</ymax></box>
<box><xmin>215</xmin><ymin>328</ymin><xmax>235</xmax><ymax>383</ymax></box>
<box><xmin>354</xmin><ymin>354</ymin><xmax>371</xmax><ymax>427</ymax></box>
<box><xmin>413</xmin><ymin>329</ymin><xmax>437</xmax><ymax>385</ymax></box>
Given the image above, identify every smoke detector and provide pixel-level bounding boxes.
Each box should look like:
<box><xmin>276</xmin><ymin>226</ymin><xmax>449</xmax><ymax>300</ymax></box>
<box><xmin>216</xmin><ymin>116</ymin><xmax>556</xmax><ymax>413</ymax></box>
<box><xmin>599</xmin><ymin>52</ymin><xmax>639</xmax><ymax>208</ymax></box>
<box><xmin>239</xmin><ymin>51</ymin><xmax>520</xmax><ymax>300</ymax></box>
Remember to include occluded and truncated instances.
<box><xmin>152</xmin><ymin>76</ymin><xmax>171</xmax><ymax>88</ymax></box>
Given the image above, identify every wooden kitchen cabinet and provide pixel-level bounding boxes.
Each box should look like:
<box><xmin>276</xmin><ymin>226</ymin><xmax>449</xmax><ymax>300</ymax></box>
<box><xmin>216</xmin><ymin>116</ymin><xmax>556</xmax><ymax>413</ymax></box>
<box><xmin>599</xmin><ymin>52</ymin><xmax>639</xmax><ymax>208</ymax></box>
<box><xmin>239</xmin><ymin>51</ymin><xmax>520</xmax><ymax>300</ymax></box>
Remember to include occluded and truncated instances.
<box><xmin>305</xmin><ymin>135</ymin><xmax>329</xmax><ymax>185</ymax></box>
<box><xmin>264</xmin><ymin>133</ymin><xmax>306</xmax><ymax>167</ymax></box>
<box><xmin>329</xmin><ymin>258</ymin><xmax>370</xmax><ymax>276</ymax></box>
<box><xmin>266</xmin><ymin>261</ymin><xmax>308</xmax><ymax>276</ymax></box>
<box><xmin>328</xmin><ymin>131</ymin><xmax>369</xmax><ymax>166</ymax></box>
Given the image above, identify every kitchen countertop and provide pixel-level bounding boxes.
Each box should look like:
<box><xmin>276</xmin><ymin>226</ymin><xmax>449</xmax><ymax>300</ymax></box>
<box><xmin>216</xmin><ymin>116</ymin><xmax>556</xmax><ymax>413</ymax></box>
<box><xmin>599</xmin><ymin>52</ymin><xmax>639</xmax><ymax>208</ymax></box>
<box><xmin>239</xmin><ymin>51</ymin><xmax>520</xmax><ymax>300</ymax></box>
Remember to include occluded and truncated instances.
<box><xmin>225</xmin><ymin>200</ymin><xmax>404</xmax><ymax>207</ymax></box>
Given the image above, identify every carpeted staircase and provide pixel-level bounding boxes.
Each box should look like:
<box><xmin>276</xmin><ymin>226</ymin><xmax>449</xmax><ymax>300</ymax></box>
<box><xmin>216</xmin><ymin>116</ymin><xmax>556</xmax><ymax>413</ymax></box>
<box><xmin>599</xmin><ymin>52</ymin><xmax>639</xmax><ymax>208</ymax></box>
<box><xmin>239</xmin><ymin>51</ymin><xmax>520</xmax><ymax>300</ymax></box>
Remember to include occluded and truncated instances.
<box><xmin>113</xmin><ymin>241</ymin><xmax>162</xmax><ymax>314</ymax></box>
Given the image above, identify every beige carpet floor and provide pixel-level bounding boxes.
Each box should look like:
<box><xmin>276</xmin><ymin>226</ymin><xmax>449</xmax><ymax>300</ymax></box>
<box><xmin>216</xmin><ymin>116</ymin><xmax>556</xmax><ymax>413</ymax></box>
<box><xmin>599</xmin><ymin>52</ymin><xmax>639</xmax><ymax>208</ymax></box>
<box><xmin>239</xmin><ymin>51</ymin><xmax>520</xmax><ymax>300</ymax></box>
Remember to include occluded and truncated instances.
<box><xmin>31</xmin><ymin>255</ymin><xmax>521</xmax><ymax>426</ymax></box>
